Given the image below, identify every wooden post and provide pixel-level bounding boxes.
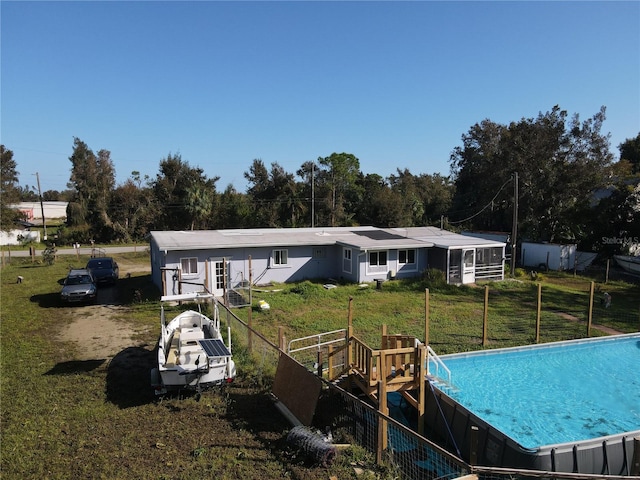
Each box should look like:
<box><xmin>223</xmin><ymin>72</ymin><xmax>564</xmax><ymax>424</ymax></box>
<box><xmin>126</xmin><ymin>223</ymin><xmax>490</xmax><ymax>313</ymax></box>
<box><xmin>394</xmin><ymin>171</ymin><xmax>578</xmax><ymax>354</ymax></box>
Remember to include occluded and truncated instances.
<box><xmin>347</xmin><ymin>296</ymin><xmax>353</xmax><ymax>368</ymax></box>
<box><xmin>536</xmin><ymin>283</ymin><xmax>542</xmax><ymax>343</ymax></box>
<box><xmin>482</xmin><ymin>286</ymin><xmax>489</xmax><ymax>347</ymax></box>
<box><xmin>376</xmin><ymin>374</ymin><xmax>389</xmax><ymax>464</ymax></box>
<box><xmin>605</xmin><ymin>259</ymin><xmax>610</xmax><ymax>284</ymax></box>
<box><xmin>222</xmin><ymin>257</ymin><xmax>227</xmax><ymax>306</ymax></box>
<box><xmin>327</xmin><ymin>344</ymin><xmax>334</xmax><ymax>380</ymax></box>
<box><xmin>278</xmin><ymin>326</ymin><xmax>286</xmax><ymax>352</ymax></box>
<box><xmin>417</xmin><ymin>345</ymin><xmax>426</xmax><ymax>436</ymax></box>
<box><xmin>381</xmin><ymin>324</ymin><xmax>387</xmax><ymax>349</ymax></box>
<box><xmin>204</xmin><ymin>259</ymin><xmax>210</xmax><ymax>292</ymax></box>
<box><xmin>424</xmin><ymin>288</ymin><xmax>430</xmax><ymax>347</ymax></box>
<box><xmin>248</xmin><ymin>255</ymin><xmax>253</xmax><ymax>353</ymax></box>
<box><xmin>587</xmin><ymin>281</ymin><xmax>595</xmax><ymax>337</ymax></box>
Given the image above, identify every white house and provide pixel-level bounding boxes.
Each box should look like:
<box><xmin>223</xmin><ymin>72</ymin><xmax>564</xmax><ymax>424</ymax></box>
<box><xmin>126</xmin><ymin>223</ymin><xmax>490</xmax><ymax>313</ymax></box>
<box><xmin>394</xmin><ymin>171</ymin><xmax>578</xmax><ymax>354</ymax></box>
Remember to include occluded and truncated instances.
<box><xmin>149</xmin><ymin>226</ymin><xmax>506</xmax><ymax>297</ymax></box>
<box><xmin>10</xmin><ymin>202</ymin><xmax>68</xmax><ymax>220</ymax></box>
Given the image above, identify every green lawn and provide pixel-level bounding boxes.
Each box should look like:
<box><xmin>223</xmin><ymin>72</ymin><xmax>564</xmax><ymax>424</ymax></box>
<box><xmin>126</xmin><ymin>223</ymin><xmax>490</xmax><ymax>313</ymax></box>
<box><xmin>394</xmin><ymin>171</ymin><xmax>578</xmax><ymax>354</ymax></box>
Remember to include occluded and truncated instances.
<box><xmin>1</xmin><ymin>254</ymin><xmax>638</xmax><ymax>479</ymax></box>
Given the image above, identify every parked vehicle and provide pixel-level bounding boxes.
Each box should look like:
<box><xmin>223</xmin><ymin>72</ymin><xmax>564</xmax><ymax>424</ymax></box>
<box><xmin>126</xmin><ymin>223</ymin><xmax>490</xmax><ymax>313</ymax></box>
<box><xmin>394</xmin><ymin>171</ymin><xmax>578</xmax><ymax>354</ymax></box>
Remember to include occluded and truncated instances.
<box><xmin>86</xmin><ymin>257</ymin><xmax>119</xmax><ymax>285</ymax></box>
<box><xmin>61</xmin><ymin>269</ymin><xmax>97</xmax><ymax>304</ymax></box>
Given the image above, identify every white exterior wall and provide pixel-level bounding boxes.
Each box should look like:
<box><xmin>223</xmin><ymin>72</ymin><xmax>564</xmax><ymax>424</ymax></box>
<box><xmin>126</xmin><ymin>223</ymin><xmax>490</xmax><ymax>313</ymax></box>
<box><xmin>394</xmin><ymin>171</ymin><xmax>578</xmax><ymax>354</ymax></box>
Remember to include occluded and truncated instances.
<box><xmin>0</xmin><ymin>229</ymin><xmax>40</xmax><ymax>246</ymax></box>
<box><xmin>521</xmin><ymin>242</ymin><xmax>576</xmax><ymax>271</ymax></box>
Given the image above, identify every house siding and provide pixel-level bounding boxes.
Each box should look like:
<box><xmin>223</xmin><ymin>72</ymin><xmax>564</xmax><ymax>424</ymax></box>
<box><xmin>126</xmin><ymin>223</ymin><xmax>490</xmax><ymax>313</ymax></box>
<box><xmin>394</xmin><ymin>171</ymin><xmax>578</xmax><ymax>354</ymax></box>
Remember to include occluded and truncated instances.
<box><xmin>149</xmin><ymin>227</ymin><xmax>505</xmax><ymax>295</ymax></box>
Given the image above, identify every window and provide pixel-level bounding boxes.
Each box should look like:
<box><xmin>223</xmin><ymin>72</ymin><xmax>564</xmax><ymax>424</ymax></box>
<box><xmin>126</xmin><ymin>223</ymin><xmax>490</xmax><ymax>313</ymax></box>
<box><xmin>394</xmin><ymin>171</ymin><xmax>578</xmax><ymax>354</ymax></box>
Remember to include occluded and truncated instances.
<box><xmin>312</xmin><ymin>247</ymin><xmax>326</xmax><ymax>259</ymax></box>
<box><xmin>398</xmin><ymin>249</ymin><xmax>416</xmax><ymax>265</ymax></box>
<box><xmin>369</xmin><ymin>251</ymin><xmax>387</xmax><ymax>266</ymax></box>
<box><xmin>464</xmin><ymin>249</ymin><xmax>474</xmax><ymax>268</ymax></box>
<box><xmin>343</xmin><ymin>248</ymin><xmax>352</xmax><ymax>273</ymax></box>
<box><xmin>180</xmin><ymin>257</ymin><xmax>198</xmax><ymax>275</ymax></box>
<box><xmin>367</xmin><ymin>250</ymin><xmax>388</xmax><ymax>275</ymax></box>
<box><xmin>272</xmin><ymin>249</ymin><xmax>288</xmax><ymax>266</ymax></box>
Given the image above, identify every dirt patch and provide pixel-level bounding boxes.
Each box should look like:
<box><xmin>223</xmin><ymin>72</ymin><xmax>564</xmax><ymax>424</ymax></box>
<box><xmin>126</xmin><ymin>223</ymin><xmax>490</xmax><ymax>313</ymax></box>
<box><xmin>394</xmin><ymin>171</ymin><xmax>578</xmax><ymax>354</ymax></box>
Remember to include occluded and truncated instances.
<box><xmin>57</xmin><ymin>259</ymin><xmax>153</xmax><ymax>361</ymax></box>
<box><xmin>554</xmin><ymin>311</ymin><xmax>624</xmax><ymax>335</ymax></box>
<box><xmin>57</xmin><ymin>304</ymin><xmax>147</xmax><ymax>361</ymax></box>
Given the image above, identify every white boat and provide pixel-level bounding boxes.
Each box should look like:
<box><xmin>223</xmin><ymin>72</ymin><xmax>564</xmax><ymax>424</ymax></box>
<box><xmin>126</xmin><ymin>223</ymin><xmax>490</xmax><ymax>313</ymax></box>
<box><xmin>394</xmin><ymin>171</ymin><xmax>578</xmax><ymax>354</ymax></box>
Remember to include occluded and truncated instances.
<box><xmin>613</xmin><ymin>255</ymin><xmax>640</xmax><ymax>275</ymax></box>
<box><xmin>151</xmin><ymin>292</ymin><xmax>236</xmax><ymax>397</ymax></box>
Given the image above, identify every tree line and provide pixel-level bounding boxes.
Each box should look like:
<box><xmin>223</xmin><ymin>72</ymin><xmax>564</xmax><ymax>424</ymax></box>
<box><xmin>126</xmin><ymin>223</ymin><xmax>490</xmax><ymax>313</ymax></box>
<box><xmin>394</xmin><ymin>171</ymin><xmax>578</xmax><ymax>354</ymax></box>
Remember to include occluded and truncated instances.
<box><xmin>2</xmin><ymin>105</ymin><xmax>639</xmax><ymax>255</ymax></box>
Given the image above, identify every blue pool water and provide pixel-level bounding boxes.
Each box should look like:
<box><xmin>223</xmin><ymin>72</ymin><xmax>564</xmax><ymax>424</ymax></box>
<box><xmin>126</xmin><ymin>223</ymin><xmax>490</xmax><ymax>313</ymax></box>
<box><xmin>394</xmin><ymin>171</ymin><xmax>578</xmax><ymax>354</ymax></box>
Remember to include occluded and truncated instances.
<box><xmin>439</xmin><ymin>334</ymin><xmax>640</xmax><ymax>449</ymax></box>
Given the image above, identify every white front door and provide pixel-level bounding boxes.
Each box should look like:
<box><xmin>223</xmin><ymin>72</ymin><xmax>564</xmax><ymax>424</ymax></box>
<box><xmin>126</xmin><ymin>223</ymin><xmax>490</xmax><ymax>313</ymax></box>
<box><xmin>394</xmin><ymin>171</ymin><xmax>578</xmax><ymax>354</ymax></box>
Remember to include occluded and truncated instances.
<box><xmin>462</xmin><ymin>249</ymin><xmax>475</xmax><ymax>284</ymax></box>
<box><xmin>208</xmin><ymin>260</ymin><xmax>227</xmax><ymax>296</ymax></box>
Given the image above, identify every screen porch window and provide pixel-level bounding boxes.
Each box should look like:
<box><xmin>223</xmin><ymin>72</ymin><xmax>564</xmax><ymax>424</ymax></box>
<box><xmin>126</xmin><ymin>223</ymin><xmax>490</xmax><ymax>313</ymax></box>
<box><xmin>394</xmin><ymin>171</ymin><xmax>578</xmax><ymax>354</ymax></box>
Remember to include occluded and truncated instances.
<box><xmin>272</xmin><ymin>249</ymin><xmax>288</xmax><ymax>266</ymax></box>
<box><xmin>180</xmin><ymin>257</ymin><xmax>198</xmax><ymax>275</ymax></box>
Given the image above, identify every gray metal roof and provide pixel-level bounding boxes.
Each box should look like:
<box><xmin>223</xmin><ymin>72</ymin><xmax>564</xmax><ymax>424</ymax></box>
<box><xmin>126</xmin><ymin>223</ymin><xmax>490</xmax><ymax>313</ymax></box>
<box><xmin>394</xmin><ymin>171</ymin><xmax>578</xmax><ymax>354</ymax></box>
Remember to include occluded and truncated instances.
<box><xmin>151</xmin><ymin>226</ymin><xmax>504</xmax><ymax>252</ymax></box>
<box><xmin>390</xmin><ymin>227</ymin><xmax>506</xmax><ymax>249</ymax></box>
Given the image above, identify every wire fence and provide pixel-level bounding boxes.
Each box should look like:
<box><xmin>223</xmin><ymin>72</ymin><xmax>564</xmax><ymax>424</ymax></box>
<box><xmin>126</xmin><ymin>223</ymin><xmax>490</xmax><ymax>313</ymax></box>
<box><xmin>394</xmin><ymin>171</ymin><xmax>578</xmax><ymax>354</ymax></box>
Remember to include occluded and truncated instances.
<box><xmin>426</xmin><ymin>282</ymin><xmax>640</xmax><ymax>354</ymax></box>
<box><xmin>217</xmin><ymin>301</ymin><xmax>639</xmax><ymax>480</ymax></box>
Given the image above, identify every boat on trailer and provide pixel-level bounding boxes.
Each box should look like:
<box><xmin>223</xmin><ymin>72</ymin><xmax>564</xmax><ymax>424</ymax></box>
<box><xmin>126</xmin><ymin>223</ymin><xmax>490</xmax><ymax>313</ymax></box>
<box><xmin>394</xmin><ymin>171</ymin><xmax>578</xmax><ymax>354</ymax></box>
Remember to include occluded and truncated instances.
<box><xmin>151</xmin><ymin>292</ymin><xmax>236</xmax><ymax>397</ymax></box>
<box><xmin>613</xmin><ymin>254</ymin><xmax>640</xmax><ymax>275</ymax></box>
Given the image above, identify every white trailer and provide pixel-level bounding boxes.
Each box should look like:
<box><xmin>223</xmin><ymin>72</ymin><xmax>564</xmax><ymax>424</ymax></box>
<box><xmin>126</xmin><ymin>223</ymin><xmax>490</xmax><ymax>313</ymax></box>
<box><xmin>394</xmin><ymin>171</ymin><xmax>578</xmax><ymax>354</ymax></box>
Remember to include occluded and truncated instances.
<box><xmin>520</xmin><ymin>242</ymin><xmax>576</xmax><ymax>271</ymax></box>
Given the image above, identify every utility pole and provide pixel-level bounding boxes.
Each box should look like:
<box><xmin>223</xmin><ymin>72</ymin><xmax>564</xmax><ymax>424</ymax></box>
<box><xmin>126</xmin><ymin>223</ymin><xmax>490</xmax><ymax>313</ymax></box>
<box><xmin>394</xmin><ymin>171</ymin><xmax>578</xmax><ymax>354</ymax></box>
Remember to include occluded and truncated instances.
<box><xmin>510</xmin><ymin>171</ymin><xmax>518</xmax><ymax>277</ymax></box>
<box><xmin>311</xmin><ymin>162</ymin><xmax>315</xmax><ymax>228</ymax></box>
<box><xmin>35</xmin><ymin>172</ymin><xmax>47</xmax><ymax>241</ymax></box>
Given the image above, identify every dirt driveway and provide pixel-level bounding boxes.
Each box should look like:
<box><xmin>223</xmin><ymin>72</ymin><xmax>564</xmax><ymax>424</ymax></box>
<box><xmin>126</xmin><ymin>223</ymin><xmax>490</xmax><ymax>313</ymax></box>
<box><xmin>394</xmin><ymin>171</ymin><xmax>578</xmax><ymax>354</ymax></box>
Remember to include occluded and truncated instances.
<box><xmin>56</xmin><ymin>257</ymin><xmax>153</xmax><ymax>361</ymax></box>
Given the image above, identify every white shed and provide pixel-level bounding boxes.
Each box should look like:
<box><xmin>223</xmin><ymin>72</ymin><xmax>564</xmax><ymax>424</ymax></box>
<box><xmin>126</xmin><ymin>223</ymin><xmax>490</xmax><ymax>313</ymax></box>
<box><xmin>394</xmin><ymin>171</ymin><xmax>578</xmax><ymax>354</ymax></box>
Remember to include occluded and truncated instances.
<box><xmin>520</xmin><ymin>242</ymin><xmax>576</xmax><ymax>271</ymax></box>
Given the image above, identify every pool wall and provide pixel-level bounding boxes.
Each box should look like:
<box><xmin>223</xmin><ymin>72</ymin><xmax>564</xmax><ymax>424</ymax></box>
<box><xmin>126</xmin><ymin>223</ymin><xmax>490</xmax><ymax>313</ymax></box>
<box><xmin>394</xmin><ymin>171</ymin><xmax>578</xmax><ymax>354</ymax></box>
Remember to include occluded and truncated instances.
<box><xmin>424</xmin><ymin>386</ymin><xmax>640</xmax><ymax>475</ymax></box>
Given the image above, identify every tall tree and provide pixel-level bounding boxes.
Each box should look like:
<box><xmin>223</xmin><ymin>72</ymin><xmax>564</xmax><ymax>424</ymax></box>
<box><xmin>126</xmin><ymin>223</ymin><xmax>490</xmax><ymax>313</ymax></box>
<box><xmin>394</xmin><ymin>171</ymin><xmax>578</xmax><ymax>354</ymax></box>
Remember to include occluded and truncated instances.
<box><xmin>388</xmin><ymin>169</ymin><xmax>425</xmax><ymax>227</ymax></box>
<box><xmin>316</xmin><ymin>152</ymin><xmax>362</xmax><ymax>227</ymax></box>
<box><xmin>618</xmin><ymin>133</ymin><xmax>640</xmax><ymax>174</ymax></box>
<box><xmin>152</xmin><ymin>153</ymin><xmax>218</xmax><ymax>230</ymax></box>
<box><xmin>244</xmin><ymin>159</ymin><xmax>275</xmax><ymax>227</ymax></box>
<box><xmin>217</xmin><ymin>184</ymin><xmax>251</xmax><ymax>229</ymax></box>
<box><xmin>109</xmin><ymin>176</ymin><xmax>157</xmax><ymax>242</ymax></box>
<box><xmin>0</xmin><ymin>145</ymin><xmax>22</xmax><ymax>232</ymax></box>
<box><xmin>450</xmin><ymin>106</ymin><xmax>613</xmax><ymax>242</ymax></box>
<box><xmin>354</xmin><ymin>173</ymin><xmax>402</xmax><ymax>226</ymax></box>
<box><xmin>296</xmin><ymin>160</ymin><xmax>316</xmax><ymax>227</ymax></box>
<box><xmin>185</xmin><ymin>184</ymin><xmax>213</xmax><ymax>230</ymax></box>
<box><xmin>66</xmin><ymin>138</ymin><xmax>117</xmax><ymax>241</ymax></box>
<box><xmin>244</xmin><ymin>160</ymin><xmax>303</xmax><ymax>227</ymax></box>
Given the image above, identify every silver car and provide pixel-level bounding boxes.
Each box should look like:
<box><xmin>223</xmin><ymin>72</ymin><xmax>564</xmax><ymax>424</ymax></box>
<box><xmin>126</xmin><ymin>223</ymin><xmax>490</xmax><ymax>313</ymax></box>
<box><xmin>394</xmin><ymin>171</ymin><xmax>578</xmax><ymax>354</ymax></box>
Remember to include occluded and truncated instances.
<box><xmin>61</xmin><ymin>269</ymin><xmax>97</xmax><ymax>304</ymax></box>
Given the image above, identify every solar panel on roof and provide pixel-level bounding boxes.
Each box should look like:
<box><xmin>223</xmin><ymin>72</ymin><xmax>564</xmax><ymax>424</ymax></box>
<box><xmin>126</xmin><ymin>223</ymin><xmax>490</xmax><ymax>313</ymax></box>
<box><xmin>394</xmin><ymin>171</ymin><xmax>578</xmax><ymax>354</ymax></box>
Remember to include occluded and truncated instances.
<box><xmin>198</xmin><ymin>339</ymin><xmax>231</xmax><ymax>358</ymax></box>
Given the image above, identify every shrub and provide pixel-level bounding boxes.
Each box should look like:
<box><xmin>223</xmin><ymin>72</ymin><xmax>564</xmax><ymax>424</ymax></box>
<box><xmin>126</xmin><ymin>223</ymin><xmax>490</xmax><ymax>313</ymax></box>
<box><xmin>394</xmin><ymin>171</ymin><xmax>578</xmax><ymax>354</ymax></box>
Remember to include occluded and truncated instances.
<box><xmin>421</xmin><ymin>268</ymin><xmax>448</xmax><ymax>289</ymax></box>
<box><xmin>289</xmin><ymin>281</ymin><xmax>327</xmax><ymax>299</ymax></box>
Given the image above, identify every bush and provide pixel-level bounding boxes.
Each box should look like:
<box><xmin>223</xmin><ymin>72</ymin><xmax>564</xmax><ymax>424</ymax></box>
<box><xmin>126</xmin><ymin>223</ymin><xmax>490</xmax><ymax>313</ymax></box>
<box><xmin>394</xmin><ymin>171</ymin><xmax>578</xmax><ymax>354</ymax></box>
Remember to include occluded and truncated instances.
<box><xmin>55</xmin><ymin>224</ymin><xmax>93</xmax><ymax>246</ymax></box>
<box><xmin>422</xmin><ymin>268</ymin><xmax>448</xmax><ymax>289</ymax></box>
<box><xmin>513</xmin><ymin>268</ymin><xmax>528</xmax><ymax>278</ymax></box>
<box><xmin>289</xmin><ymin>281</ymin><xmax>327</xmax><ymax>299</ymax></box>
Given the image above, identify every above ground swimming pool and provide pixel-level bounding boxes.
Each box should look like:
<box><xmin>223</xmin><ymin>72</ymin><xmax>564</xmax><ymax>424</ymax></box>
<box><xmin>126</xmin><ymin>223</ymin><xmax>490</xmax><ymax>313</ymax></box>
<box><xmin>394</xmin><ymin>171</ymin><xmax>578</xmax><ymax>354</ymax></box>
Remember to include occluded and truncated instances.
<box><xmin>424</xmin><ymin>333</ymin><xmax>640</xmax><ymax>475</ymax></box>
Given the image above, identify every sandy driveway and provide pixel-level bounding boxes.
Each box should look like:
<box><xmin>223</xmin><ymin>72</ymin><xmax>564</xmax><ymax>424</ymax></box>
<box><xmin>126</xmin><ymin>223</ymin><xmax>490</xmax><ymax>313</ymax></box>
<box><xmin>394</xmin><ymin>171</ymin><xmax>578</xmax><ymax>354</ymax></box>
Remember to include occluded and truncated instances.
<box><xmin>56</xmin><ymin>257</ymin><xmax>153</xmax><ymax>361</ymax></box>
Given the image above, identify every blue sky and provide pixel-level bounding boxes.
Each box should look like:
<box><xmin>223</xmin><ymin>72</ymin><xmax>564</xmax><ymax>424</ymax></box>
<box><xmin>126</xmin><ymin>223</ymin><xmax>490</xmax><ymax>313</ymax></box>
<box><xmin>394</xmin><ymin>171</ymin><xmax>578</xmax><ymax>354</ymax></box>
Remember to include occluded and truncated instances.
<box><xmin>2</xmin><ymin>1</ymin><xmax>639</xmax><ymax>194</ymax></box>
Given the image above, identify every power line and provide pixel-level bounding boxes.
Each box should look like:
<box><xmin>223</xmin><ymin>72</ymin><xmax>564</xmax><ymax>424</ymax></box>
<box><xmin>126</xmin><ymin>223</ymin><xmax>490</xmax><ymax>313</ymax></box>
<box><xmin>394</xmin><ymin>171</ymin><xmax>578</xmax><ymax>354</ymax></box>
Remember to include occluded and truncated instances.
<box><xmin>447</xmin><ymin>177</ymin><xmax>513</xmax><ymax>225</ymax></box>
